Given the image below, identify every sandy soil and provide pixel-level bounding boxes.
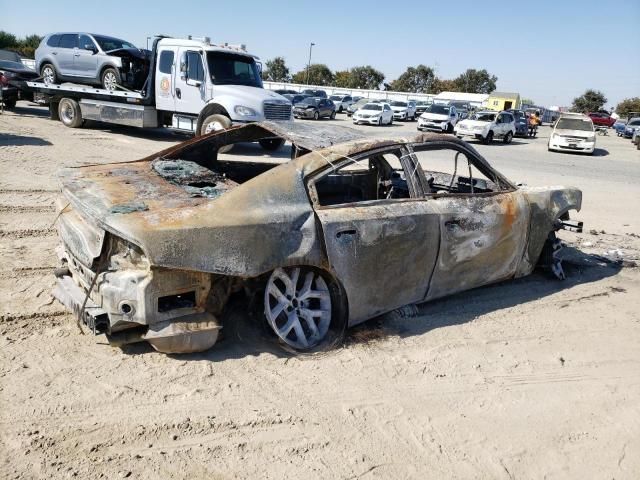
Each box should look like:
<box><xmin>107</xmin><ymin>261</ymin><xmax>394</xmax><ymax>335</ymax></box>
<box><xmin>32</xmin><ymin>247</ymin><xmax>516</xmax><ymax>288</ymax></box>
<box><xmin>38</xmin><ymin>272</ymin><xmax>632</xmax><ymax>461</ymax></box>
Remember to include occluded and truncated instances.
<box><xmin>1</xmin><ymin>104</ymin><xmax>639</xmax><ymax>479</ymax></box>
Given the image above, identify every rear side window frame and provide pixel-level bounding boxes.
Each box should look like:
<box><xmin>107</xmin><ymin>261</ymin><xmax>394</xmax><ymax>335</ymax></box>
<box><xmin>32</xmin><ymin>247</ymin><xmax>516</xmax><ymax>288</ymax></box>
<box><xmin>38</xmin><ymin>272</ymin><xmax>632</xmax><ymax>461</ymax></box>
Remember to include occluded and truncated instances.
<box><xmin>158</xmin><ymin>50</ymin><xmax>174</xmax><ymax>74</ymax></box>
<box><xmin>46</xmin><ymin>34</ymin><xmax>61</xmax><ymax>47</ymax></box>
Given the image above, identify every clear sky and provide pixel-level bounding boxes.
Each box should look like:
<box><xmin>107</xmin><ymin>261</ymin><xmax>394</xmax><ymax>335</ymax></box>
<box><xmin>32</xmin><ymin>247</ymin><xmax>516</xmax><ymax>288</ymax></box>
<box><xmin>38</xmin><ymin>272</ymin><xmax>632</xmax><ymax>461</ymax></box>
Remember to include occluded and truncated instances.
<box><xmin>2</xmin><ymin>0</ymin><xmax>639</xmax><ymax>108</ymax></box>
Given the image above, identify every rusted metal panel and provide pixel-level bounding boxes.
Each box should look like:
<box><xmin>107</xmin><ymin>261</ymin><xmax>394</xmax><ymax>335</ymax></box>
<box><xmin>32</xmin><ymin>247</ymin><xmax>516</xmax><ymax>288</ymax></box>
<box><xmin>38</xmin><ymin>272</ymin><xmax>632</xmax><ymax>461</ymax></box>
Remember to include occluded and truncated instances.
<box><xmin>316</xmin><ymin>199</ymin><xmax>441</xmax><ymax>325</ymax></box>
<box><xmin>425</xmin><ymin>191</ymin><xmax>531</xmax><ymax>301</ymax></box>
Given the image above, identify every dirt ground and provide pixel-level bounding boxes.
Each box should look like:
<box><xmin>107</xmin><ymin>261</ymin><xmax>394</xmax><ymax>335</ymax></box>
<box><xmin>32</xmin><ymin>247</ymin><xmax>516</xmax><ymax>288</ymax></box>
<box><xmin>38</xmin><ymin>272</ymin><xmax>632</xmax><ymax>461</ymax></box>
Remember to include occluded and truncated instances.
<box><xmin>1</xmin><ymin>103</ymin><xmax>639</xmax><ymax>479</ymax></box>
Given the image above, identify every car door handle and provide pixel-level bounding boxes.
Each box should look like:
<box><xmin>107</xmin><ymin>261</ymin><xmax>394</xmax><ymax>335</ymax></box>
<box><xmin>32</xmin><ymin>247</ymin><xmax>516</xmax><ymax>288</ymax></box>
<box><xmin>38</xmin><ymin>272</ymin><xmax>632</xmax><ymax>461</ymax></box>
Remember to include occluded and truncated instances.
<box><xmin>336</xmin><ymin>229</ymin><xmax>357</xmax><ymax>239</ymax></box>
<box><xmin>176</xmin><ymin>88</ymin><xmax>181</xmax><ymax>99</ymax></box>
<box><xmin>74</xmin><ymin>53</ymin><xmax>80</xmax><ymax>57</ymax></box>
<box><xmin>52</xmin><ymin>52</ymin><xmax>57</xmax><ymax>55</ymax></box>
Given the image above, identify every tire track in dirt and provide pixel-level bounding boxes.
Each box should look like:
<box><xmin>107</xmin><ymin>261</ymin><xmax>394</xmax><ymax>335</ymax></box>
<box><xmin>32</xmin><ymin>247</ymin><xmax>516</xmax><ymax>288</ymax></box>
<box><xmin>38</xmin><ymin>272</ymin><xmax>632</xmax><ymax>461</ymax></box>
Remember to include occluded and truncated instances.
<box><xmin>0</xmin><ymin>205</ymin><xmax>56</xmax><ymax>213</ymax></box>
<box><xmin>0</xmin><ymin>228</ymin><xmax>56</xmax><ymax>239</ymax></box>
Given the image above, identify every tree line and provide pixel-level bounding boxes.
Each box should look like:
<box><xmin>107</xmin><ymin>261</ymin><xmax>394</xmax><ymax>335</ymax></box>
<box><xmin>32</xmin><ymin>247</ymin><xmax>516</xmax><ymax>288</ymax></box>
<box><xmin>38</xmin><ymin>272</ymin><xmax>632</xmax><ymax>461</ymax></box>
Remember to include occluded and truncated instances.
<box><xmin>262</xmin><ymin>56</ymin><xmax>498</xmax><ymax>94</ymax></box>
<box><xmin>0</xmin><ymin>31</ymin><xmax>43</xmax><ymax>59</ymax></box>
<box><xmin>2</xmin><ymin>30</ymin><xmax>638</xmax><ymax>116</ymax></box>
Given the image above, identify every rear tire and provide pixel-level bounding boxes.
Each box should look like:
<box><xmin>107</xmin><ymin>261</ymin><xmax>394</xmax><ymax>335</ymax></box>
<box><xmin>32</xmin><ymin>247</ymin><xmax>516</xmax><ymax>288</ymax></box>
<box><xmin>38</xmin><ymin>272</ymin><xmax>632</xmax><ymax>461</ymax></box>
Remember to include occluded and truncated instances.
<box><xmin>264</xmin><ymin>266</ymin><xmax>347</xmax><ymax>353</ymax></box>
<box><xmin>58</xmin><ymin>98</ymin><xmax>83</xmax><ymax>128</ymax></box>
<box><xmin>40</xmin><ymin>63</ymin><xmax>57</xmax><ymax>85</ymax></box>
<box><xmin>101</xmin><ymin>67</ymin><xmax>121</xmax><ymax>91</ymax></box>
<box><xmin>199</xmin><ymin>113</ymin><xmax>233</xmax><ymax>153</ymax></box>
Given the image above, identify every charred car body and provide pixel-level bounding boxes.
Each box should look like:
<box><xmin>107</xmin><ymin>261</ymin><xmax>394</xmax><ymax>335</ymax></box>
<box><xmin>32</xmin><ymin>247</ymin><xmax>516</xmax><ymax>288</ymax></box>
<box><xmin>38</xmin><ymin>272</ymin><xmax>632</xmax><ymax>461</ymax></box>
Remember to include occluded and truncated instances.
<box><xmin>53</xmin><ymin>122</ymin><xmax>582</xmax><ymax>354</ymax></box>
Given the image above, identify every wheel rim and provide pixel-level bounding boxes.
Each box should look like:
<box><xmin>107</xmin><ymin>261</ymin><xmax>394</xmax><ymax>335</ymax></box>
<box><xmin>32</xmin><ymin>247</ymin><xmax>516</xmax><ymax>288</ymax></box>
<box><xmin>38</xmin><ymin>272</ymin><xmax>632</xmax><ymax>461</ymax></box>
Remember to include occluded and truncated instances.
<box><xmin>103</xmin><ymin>71</ymin><xmax>118</xmax><ymax>90</ymax></box>
<box><xmin>60</xmin><ymin>100</ymin><xmax>74</xmax><ymax>123</ymax></box>
<box><xmin>265</xmin><ymin>267</ymin><xmax>332</xmax><ymax>350</ymax></box>
<box><xmin>203</xmin><ymin>120</ymin><xmax>226</xmax><ymax>135</ymax></box>
<box><xmin>42</xmin><ymin>66</ymin><xmax>54</xmax><ymax>85</ymax></box>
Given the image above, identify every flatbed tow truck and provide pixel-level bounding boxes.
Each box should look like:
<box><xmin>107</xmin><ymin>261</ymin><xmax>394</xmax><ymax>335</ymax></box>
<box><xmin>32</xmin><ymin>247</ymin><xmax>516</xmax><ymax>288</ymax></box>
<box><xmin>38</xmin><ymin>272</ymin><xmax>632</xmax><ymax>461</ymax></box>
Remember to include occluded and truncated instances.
<box><xmin>24</xmin><ymin>35</ymin><xmax>292</xmax><ymax>150</ymax></box>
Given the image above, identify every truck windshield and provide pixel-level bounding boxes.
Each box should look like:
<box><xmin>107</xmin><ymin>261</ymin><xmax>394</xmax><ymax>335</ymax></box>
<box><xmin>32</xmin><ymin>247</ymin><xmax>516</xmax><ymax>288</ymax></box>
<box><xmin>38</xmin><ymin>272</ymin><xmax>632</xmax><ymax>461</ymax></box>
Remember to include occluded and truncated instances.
<box><xmin>206</xmin><ymin>52</ymin><xmax>262</xmax><ymax>88</ymax></box>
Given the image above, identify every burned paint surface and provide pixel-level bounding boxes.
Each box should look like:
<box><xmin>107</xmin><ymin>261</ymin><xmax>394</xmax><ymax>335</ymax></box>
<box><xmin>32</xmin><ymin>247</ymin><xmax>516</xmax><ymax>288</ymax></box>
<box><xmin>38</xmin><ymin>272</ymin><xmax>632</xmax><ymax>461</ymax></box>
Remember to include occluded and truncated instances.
<box><xmin>53</xmin><ymin>121</ymin><xmax>583</xmax><ymax>353</ymax></box>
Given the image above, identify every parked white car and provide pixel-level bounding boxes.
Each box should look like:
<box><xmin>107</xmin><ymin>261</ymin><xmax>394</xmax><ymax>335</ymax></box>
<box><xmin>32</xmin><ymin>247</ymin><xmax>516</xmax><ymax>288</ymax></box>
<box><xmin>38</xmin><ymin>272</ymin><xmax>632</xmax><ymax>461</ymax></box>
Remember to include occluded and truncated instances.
<box><xmin>417</xmin><ymin>104</ymin><xmax>458</xmax><ymax>132</ymax></box>
<box><xmin>389</xmin><ymin>100</ymin><xmax>417</xmax><ymax>121</ymax></box>
<box><xmin>352</xmin><ymin>102</ymin><xmax>394</xmax><ymax>125</ymax></box>
<box><xmin>455</xmin><ymin>111</ymin><xmax>516</xmax><ymax>144</ymax></box>
<box><xmin>329</xmin><ymin>94</ymin><xmax>354</xmax><ymax>113</ymax></box>
<box><xmin>548</xmin><ymin>113</ymin><xmax>596</xmax><ymax>154</ymax></box>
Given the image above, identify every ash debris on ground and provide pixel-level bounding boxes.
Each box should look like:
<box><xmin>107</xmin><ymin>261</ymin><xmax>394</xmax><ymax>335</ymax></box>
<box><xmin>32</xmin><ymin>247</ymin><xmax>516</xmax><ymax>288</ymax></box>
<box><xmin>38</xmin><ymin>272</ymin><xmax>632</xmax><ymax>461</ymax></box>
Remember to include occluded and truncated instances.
<box><xmin>152</xmin><ymin>159</ymin><xmax>238</xmax><ymax>198</ymax></box>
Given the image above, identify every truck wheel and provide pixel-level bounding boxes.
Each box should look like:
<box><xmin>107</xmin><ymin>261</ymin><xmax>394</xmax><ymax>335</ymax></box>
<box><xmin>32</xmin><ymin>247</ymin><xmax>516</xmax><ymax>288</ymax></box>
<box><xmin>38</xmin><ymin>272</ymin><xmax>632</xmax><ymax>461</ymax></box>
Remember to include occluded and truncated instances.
<box><xmin>259</xmin><ymin>138</ymin><xmax>284</xmax><ymax>151</ymax></box>
<box><xmin>199</xmin><ymin>113</ymin><xmax>233</xmax><ymax>153</ymax></box>
<box><xmin>2</xmin><ymin>99</ymin><xmax>17</xmax><ymax>109</ymax></box>
<box><xmin>41</xmin><ymin>63</ymin><xmax>57</xmax><ymax>85</ymax></box>
<box><xmin>101</xmin><ymin>68</ymin><xmax>121</xmax><ymax>91</ymax></box>
<box><xmin>58</xmin><ymin>98</ymin><xmax>83</xmax><ymax>128</ymax></box>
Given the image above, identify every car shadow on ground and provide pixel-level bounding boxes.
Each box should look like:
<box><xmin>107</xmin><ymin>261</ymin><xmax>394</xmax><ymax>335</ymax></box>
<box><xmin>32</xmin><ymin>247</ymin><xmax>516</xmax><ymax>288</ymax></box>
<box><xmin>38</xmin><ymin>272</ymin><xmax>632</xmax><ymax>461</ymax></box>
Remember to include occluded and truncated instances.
<box><xmin>81</xmin><ymin>121</ymin><xmax>186</xmax><ymax>143</ymax></box>
<box><xmin>3</xmin><ymin>103</ymin><xmax>50</xmax><ymax>118</ymax></box>
<box><xmin>0</xmin><ymin>132</ymin><xmax>52</xmax><ymax>146</ymax></box>
<box><xmin>120</xmin><ymin>245</ymin><xmax>625</xmax><ymax>361</ymax></box>
<box><xmin>347</xmin><ymin>246</ymin><xmax>624</xmax><ymax>345</ymax></box>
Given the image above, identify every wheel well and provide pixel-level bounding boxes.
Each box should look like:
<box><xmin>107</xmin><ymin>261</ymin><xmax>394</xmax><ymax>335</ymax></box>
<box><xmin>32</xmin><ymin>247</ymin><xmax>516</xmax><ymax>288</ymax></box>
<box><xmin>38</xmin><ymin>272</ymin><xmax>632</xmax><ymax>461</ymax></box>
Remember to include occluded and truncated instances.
<box><xmin>196</xmin><ymin>104</ymin><xmax>231</xmax><ymax>134</ymax></box>
<box><xmin>98</xmin><ymin>64</ymin><xmax>120</xmax><ymax>80</ymax></box>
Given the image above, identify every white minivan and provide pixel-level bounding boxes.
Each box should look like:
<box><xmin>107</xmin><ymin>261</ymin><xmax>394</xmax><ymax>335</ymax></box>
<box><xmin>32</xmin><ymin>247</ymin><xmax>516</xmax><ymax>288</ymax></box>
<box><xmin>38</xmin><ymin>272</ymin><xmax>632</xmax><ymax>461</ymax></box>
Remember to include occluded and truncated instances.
<box><xmin>548</xmin><ymin>113</ymin><xmax>596</xmax><ymax>155</ymax></box>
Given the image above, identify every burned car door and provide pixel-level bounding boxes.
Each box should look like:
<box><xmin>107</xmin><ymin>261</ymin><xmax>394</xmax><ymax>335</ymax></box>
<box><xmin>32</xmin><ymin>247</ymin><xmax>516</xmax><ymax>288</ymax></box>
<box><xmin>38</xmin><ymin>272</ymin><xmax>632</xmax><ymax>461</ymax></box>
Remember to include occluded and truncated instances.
<box><xmin>411</xmin><ymin>143</ymin><xmax>531</xmax><ymax>301</ymax></box>
<box><xmin>308</xmin><ymin>147</ymin><xmax>441</xmax><ymax>325</ymax></box>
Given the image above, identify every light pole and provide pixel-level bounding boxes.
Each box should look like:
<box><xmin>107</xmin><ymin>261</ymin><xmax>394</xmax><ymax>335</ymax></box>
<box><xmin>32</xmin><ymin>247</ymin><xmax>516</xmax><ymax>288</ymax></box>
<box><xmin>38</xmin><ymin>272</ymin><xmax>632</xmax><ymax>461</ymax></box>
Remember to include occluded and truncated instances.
<box><xmin>305</xmin><ymin>42</ymin><xmax>315</xmax><ymax>85</ymax></box>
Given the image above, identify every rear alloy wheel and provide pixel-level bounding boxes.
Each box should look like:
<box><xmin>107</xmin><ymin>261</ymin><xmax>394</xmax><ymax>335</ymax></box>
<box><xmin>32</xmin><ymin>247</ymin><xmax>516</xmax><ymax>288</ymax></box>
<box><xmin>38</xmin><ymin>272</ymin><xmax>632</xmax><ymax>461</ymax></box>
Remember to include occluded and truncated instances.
<box><xmin>200</xmin><ymin>113</ymin><xmax>233</xmax><ymax>153</ymax></box>
<box><xmin>264</xmin><ymin>267</ymin><xmax>341</xmax><ymax>352</ymax></box>
<box><xmin>40</xmin><ymin>63</ymin><xmax>57</xmax><ymax>85</ymax></box>
<box><xmin>483</xmin><ymin>131</ymin><xmax>494</xmax><ymax>144</ymax></box>
<box><xmin>58</xmin><ymin>98</ymin><xmax>83</xmax><ymax>128</ymax></box>
<box><xmin>503</xmin><ymin>131</ymin><xmax>513</xmax><ymax>144</ymax></box>
<box><xmin>101</xmin><ymin>67</ymin><xmax>121</xmax><ymax>91</ymax></box>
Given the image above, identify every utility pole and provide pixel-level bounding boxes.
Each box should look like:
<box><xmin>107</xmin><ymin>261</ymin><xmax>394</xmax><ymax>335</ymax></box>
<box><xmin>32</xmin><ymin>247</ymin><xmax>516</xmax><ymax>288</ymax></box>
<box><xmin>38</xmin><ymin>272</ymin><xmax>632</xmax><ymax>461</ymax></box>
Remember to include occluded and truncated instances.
<box><xmin>305</xmin><ymin>42</ymin><xmax>315</xmax><ymax>85</ymax></box>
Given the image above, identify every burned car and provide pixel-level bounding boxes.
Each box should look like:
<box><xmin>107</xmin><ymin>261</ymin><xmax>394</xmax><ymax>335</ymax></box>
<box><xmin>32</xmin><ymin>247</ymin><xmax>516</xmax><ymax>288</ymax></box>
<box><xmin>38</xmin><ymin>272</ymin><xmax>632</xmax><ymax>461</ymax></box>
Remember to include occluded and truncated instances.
<box><xmin>53</xmin><ymin>122</ymin><xmax>582</xmax><ymax>354</ymax></box>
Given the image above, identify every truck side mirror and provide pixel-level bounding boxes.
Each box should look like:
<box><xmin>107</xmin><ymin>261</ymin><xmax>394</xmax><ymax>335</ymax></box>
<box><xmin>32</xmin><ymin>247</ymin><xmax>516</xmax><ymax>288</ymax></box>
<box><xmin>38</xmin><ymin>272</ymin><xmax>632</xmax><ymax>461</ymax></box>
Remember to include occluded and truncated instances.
<box><xmin>84</xmin><ymin>44</ymin><xmax>97</xmax><ymax>53</ymax></box>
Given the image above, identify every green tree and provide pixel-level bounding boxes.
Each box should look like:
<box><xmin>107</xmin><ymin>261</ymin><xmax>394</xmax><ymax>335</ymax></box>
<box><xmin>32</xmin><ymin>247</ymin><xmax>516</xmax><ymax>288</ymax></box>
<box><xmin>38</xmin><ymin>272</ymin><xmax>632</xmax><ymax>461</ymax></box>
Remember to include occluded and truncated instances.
<box><xmin>333</xmin><ymin>70</ymin><xmax>351</xmax><ymax>88</ymax></box>
<box><xmin>453</xmin><ymin>68</ymin><xmax>497</xmax><ymax>93</ymax></box>
<box><xmin>572</xmin><ymin>89</ymin><xmax>607</xmax><ymax>113</ymax></box>
<box><xmin>292</xmin><ymin>64</ymin><xmax>334</xmax><ymax>86</ymax></box>
<box><xmin>0</xmin><ymin>31</ymin><xmax>18</xmax><ymax>49</ymax></box>
<box><xmin>263</xmin><ymin>56</ymin><xmax>291</xmax><ymax>82</ymax></box>
<box><xmin>389</xmin><ymin>65</ymin><xmax>436</xmax><ymax>93</ymax></box>
<box><xmin>521</xmin><ymin>98</ymin><xmax>535</xmax><ymax>106</ymax></box>
<box><xmin>347</xmin><ymin>66</ymin><xmax>385</xmax><ymax>90</ymax></box>
<box><xmin>431</xmin><ymin>78</ymin><xmax>459</xmax><ymax>94</ymax></box>
<box><xmin>615</xmin><ymin>97</ymin><xmax>640</xmax><ymax>118</ymax></box>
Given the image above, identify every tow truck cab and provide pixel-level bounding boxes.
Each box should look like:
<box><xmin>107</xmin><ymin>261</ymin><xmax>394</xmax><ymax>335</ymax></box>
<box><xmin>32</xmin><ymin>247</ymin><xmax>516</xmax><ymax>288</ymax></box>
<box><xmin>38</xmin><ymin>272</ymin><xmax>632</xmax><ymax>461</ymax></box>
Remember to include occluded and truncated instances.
<box><xmin>153</xmin><ymin>37</ymin><xmax>292</xmax><ymax>135</ymax></box>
